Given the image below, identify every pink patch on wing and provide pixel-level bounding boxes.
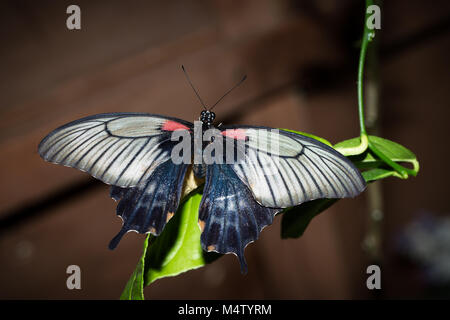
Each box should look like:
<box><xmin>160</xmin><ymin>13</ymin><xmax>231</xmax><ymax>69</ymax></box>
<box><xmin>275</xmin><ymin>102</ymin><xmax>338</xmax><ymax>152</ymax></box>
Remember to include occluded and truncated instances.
<box><xmin>162</xmin><ymin>120</ymin><xmax>190</xmax><ymax>131</ymax></box>
<box><xmin>221</xmin><ymin>129</ymin><xmax>247</xmax><ymax>140</ymax></box>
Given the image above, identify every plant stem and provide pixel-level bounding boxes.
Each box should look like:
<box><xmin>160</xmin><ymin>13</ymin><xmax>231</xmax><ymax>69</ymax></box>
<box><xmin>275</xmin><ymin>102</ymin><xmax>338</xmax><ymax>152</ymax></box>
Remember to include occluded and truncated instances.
<box><xmin>363</xmin><ymin>7</ymin><xmax>383</xmax><ymax>264</ymax></box>
<box><xmin>357</xmin><ymin>0</ymin><xmax>414</xmax><ymax>179</ymax></box>
<box><xmin>357</xmin><ymin>0</ymin><xmax>375</xmax><ymax>136</ymax></box>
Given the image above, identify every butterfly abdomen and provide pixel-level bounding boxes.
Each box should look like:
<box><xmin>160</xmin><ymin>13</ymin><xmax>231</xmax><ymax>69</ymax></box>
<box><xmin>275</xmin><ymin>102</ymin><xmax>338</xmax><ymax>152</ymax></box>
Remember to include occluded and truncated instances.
<box><xmin>193</xmin><ymin>163</ymin><xmax>206</xmax><ymax>178</ymax></box>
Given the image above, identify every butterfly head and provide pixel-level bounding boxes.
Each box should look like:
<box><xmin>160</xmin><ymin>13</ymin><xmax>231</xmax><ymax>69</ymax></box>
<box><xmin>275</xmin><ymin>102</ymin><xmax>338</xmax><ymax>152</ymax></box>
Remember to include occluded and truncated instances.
<box><xmin>182</xmin><ymin>65</ymin><xmax>245</xmax><ymax>128</ymax></box>
<box><xmin>200</xmin><ymin>110</ymin><xmax>216</xmax><ymax>127</ymax></box>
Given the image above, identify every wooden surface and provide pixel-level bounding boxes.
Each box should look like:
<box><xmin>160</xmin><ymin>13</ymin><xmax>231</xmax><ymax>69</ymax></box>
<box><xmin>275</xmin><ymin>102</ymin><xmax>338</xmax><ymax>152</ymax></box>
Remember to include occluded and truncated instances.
<box><xmin>0</xmin><ymin>0</ymin><xmax>449</xmax><ymax>299</ymax></box>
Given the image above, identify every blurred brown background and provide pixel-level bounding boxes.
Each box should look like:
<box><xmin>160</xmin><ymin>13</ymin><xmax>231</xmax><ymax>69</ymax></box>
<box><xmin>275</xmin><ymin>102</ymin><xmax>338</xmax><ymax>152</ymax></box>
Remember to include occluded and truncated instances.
<box><xmin>0</xmin><ymin>0</ymin><xmax>449</xmax><ymax>299</ymax></box>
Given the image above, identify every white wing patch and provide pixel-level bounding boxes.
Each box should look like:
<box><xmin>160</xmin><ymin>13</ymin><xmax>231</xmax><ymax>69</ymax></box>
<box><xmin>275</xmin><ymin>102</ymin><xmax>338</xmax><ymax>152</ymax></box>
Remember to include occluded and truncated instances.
<box><xmin>38</xmin><ymin>114</ymin><xmax>175</xmax><ymax>188</ymax></box>
<box><xmin>107</xmin><ymin>116</ymin><xmax>165</xmax><ymax>137</ymax></box>
<box><xmin>232</xmin><ymin>128</ymin><xmax>366</xmax><ymax>208</ymax></box>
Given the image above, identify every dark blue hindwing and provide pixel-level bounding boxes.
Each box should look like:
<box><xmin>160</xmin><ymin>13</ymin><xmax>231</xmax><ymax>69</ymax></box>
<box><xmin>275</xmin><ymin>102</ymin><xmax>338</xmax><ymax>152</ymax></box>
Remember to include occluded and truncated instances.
<box><xmin>199</xmin><ymin>164</ymin><xmax>279</xmax><ymax>273</ymax></box>
<box><xmin>108</xmin><ymin>161</ymin><xmax>188</xmax><ymax>249</ymax></box>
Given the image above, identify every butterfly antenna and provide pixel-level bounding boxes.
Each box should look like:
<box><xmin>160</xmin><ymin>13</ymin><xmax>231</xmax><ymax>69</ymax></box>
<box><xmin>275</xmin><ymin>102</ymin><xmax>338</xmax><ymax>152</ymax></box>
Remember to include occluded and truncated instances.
<box><xmin>210</xmin><ymin>75</ymin><xmax>247</xmax><ymax>111</ymax></box>
<box><xmin>181</xmin><ymin>65</ymin><xmax>207</xmax><ymax>110</ymax></box>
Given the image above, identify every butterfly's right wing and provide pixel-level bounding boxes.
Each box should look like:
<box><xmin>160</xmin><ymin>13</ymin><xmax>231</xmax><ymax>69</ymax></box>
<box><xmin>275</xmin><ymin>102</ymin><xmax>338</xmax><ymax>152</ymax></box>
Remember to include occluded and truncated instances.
<box><xmin>221</xmin><ymin>126</ymin><xmax>366</xmax><ymax>208</ymax></box>
<box><xmin>38</xmin><ymin>113</ymin><xmax>193</xmax><ymax>188</ymax></box>
<box><xmin>196</xmin><ymin>126</ymin><xmax>365</xmax><ymax>272</ymax></box>
<box><xmin>39</xmin><ymin>113</ymin><xmax>194</xmax><ymax>249</ymax></box>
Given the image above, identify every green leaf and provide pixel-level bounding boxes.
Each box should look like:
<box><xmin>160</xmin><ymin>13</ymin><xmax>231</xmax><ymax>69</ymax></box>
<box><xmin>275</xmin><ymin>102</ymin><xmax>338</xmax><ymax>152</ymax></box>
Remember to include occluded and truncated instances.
<box><xmin>143</xmin><ymin>192</ymin><xmax>208</xmax><ymax>285</ymax></box>
<box><xmin>281</xmin><ymin>199</ymin><xmax>337</xmax><ymax>238</ymax></box>
<box><xmin>121</xmin><ymin>190</ymin><xmax>222</xmax><ymax>300</ymax></box>
<box><xmin>336</xmin><ymin>135</ymin><xmax>419</xmax><ymax>177</ymax></box>
<box><xmin>367</xmin><ymin>135</ymin><xmax>419</xmax><ymax>176</ymax></box>
<box><xmin>281</xmin><ymin>128</ymin><xmax>333</xmax><ymax>147</ymax></box>
<box><xmin>120</xmin><ymin>235</ymin><xmax>149</xmax><ymax>300</ymax></box>
<box><xmin>361</xmin><ymin>167</ymin><xmax>402</xmax><ymax>182</ymax></box>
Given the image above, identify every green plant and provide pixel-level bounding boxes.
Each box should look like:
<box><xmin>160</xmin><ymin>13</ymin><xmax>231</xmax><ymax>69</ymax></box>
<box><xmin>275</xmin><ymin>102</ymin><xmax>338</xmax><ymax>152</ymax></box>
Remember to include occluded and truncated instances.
<box><xmin>121</xmin><ymin>0</ymin><xmax>419</xmax><ymax>299</ymax></box>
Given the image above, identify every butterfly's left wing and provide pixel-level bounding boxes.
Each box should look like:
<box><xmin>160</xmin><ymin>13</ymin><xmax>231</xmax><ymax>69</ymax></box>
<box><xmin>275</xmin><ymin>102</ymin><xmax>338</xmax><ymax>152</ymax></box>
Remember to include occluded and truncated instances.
<box><xmin>199</xmin><ymin>125</ymin><xmax>365</xmax><ymax>273</ymax></box>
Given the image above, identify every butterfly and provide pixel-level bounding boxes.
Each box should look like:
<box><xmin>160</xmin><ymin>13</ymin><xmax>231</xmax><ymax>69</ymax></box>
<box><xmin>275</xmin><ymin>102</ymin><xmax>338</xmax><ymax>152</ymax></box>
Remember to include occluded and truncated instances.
<box><xmin>38</xmin><ymin>66</ymin><xmax>366</xmax><ymax>273</ymax></box>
